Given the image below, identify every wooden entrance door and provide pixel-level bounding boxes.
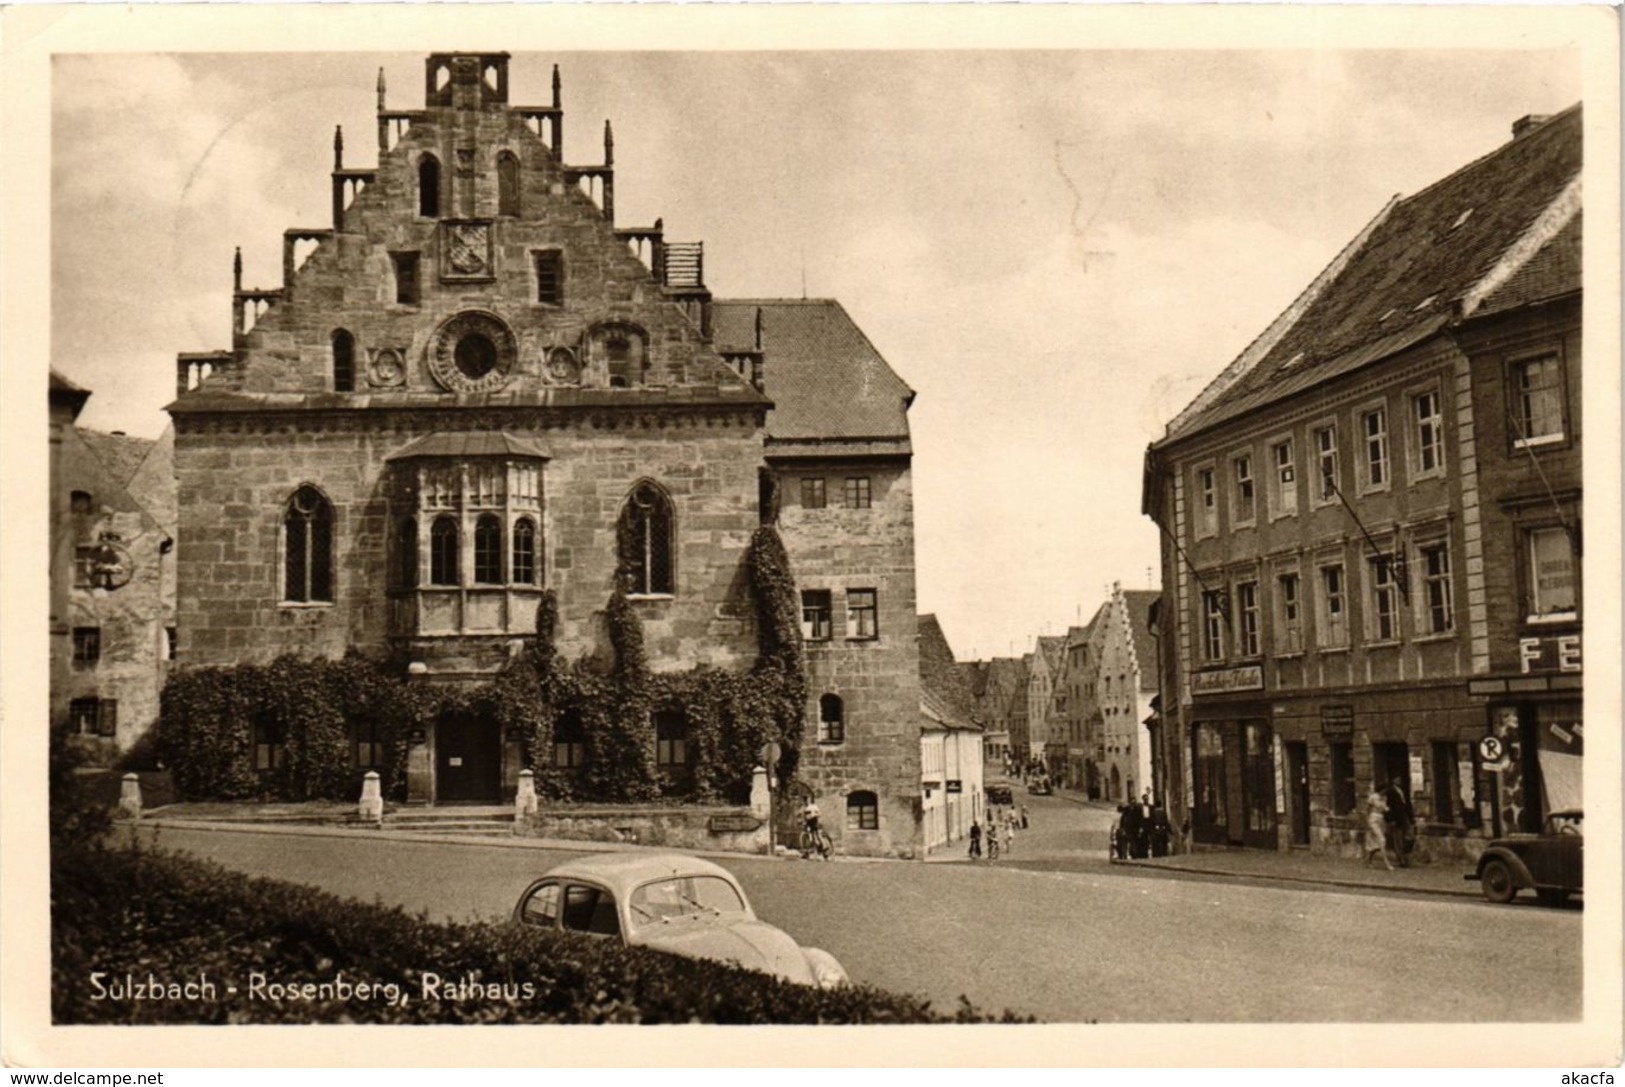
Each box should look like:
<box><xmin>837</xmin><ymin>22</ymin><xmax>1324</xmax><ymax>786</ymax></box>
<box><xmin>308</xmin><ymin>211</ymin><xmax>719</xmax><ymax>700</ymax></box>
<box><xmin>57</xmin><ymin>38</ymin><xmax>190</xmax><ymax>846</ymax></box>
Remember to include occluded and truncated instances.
<box><xmin>1223</xmin><ymin>725</ymin><xmax>1246</xmax><ymax>846</ymax></box>
<box><xmin>436</xmin><ymin>712</ymin><xmax>501</xmax><ymax>803</ymax></box>
<box><xmin>1285</xmin><ymin>741</ymin><xmax>1311</xmax><ymax>846</ymax></box>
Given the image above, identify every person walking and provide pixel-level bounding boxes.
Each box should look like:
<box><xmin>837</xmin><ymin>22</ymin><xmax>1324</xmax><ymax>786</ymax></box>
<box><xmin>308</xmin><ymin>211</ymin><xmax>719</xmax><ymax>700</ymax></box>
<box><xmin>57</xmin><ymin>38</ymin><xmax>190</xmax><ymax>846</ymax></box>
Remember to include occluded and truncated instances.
<box><xmin>968</xmin><ymin>819</ymin><xmax>982</xmax><ymax>860</ymax></box>
<box><xmin>1364</xmin><ymin>788</ymin><xmax>1393</xmax><ymax>869</ymax></box>
<box><xmin>1019</xmin><ymin>804</ymin><xmax>1030</xmax><ymax>830</ymax></box>
<box><xmin>1001</xmin><ymin>819</ymin><xmax>1014</xmax><ymax>856</ymax></box>
<box><xmin>1382</xmin><ymin>778</ymin><xmax>1415</xmax><ymax>867</ymax></box>
<box><xmin>1119</xmin><ymin>801</ymin><xmax>1142</xmax><ymax>860</ymax></box>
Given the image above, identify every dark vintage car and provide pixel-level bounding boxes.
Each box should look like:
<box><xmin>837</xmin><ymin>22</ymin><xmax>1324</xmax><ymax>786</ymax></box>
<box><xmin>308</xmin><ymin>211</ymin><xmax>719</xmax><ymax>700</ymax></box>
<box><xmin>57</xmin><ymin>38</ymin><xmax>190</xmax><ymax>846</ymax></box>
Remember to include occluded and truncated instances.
<box><xmin>1466</xmin><ymin>808</ymin><xmax>1582</xmax><ymax>906</ymax></box>
<box><xmin>986</xmin><ymin>784</ymin><xmax>1014</xmax><ymax>806</ymax></box>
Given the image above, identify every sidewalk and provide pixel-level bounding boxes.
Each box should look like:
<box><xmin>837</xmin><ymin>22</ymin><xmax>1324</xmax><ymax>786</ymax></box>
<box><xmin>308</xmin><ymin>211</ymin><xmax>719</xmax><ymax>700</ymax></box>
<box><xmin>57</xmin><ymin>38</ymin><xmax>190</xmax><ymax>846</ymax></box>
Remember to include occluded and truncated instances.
<box><xmin>1117</xmin><ymin>847</ymin><xmax>1480</xmax><ymax>899</ymax></box>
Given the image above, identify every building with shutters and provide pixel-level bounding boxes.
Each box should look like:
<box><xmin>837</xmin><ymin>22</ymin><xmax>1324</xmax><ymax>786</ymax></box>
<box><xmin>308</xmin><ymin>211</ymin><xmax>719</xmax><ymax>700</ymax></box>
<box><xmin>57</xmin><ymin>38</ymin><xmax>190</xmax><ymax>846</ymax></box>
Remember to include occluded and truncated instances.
<box><xmin>167</xmin><ymin>53</ymin><xmax>923</xmax><ymax>855</ymax></box>
<box><xmin>1143</xmin><ymin>106</ymin><xmax>1582</xmax><ymax>856</ymax></box>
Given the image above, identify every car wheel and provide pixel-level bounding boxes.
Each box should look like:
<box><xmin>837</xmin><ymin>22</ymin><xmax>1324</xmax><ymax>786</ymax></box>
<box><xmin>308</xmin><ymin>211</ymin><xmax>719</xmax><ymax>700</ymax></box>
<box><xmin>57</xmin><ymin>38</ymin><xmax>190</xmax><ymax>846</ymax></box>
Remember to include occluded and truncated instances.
<box><xmin>1536</xmin><ymin>888</ymin><xmax>1570</xmax><ymax>908</ymax></box>
<box><xmin>1480</xmin><ymin>858</ymin><xmax>1517</xmax><ymax>904</ymax></box>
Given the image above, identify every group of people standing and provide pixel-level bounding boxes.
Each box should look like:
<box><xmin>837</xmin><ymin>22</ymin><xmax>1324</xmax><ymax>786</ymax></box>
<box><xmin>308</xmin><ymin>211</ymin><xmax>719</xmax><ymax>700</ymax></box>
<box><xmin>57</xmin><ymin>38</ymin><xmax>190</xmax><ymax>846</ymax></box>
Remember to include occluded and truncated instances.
<box><xmin>1363</xmin><ymin>779</ymin><xmax>1417</xmax><ymax>869</ymax></box>
<box><xmin>968</xmin><ymin>804</ymin><xmax>1028</xmax><ymax>860</ymax></box>
<box><xmin>1110</xmin><ymin>791</ymin><xmax>1173</xmax><ymax>859</ymax></box>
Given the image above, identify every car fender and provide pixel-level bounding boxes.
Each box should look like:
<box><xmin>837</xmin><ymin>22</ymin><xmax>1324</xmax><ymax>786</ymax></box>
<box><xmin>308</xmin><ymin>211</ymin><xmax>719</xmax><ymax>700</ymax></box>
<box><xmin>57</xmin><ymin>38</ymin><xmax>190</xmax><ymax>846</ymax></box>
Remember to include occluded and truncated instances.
<box><xmin>800</xmin><ymin>946</ymin><xmax>849</xmax><ymax>989</ymax></box>
<box><xmin>1477</xmin><ymin>847</ymin><xmax>1534</xmax><ymax>889</ymax></box>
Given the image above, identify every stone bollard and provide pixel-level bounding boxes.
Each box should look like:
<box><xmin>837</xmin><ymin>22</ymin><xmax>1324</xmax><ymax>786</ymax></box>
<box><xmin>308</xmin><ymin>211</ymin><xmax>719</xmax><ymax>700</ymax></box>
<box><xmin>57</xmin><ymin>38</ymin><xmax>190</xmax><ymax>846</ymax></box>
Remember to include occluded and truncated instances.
<box><xmin>515</xmin><ymin>769</ymin><xmax>538</xmax><ymax>820</ymax></box>
<box><xmin>117</xmin><ymin>773</ymin><xmax>142</xmax><ymax>820</ymax></box>
<box><xmin>749</xmin><ymin>765</ymin><xmax>770</xmax><ymax>819</ymax></box>
<box><xmin>358</xmin><ymin>770</ymin><xmax>383</xmax><ymax>825</ymax></box>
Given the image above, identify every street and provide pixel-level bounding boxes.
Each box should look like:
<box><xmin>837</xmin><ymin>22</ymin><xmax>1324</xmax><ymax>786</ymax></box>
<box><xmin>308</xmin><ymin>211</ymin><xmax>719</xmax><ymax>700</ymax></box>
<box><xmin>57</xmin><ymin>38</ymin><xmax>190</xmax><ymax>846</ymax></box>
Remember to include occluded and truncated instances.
<box><xmin>130</xmin><ymin>791</ymin><xmax>1581</xmax><ymax>1023</ymax></box>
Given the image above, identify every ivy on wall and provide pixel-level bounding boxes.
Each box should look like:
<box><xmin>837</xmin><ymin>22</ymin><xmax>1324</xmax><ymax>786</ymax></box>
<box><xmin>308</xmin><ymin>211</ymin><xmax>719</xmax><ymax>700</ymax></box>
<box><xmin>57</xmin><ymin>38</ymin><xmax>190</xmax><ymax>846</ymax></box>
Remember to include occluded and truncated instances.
<box><xmin>158</xmin><ymin>526</ymin><xmax>808</xmax><ymax>806</ymax></box>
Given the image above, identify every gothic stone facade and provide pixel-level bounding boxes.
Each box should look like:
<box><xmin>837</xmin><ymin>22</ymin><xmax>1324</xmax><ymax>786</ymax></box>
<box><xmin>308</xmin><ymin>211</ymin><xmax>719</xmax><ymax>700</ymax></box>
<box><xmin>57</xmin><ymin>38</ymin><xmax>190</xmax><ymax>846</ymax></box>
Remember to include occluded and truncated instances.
<box><xmin>168</xmin><ymin>54</ymin><xmax>922</xmax><ymax>856</ymax></box>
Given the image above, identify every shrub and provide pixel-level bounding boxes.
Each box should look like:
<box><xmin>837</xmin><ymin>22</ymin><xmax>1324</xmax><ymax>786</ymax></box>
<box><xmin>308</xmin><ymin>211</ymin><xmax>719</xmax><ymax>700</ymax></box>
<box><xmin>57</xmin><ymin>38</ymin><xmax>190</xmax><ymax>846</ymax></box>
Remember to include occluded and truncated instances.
<box><xmin>51</xmin><ymin>844</ymin><xmax>1026</xmax><ymax>1025</ymax></box>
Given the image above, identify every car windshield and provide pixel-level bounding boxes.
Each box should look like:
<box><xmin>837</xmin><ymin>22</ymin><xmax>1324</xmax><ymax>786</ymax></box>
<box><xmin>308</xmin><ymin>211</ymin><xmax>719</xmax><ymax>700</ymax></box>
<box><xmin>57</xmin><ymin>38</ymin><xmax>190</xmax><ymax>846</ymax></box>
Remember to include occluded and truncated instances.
<box><xmin>627</xmin><ymin>875</ymin><xmax>748</xmax><ymax>928</ymax></box>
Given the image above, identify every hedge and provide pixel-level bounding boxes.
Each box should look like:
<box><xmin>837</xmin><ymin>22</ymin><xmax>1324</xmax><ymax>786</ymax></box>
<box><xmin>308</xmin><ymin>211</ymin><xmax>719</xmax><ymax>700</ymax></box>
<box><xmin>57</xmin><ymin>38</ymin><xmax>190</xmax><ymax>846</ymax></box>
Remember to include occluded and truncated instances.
<box><xmin>158</xmin><ymin>525</ymin><xmax>809</xmax><ymax>806</ymax></box>
<box><xmin>52</xmin><ymin>843</ymin><xmax>1026</xmax><ymax>1025</ymax></box>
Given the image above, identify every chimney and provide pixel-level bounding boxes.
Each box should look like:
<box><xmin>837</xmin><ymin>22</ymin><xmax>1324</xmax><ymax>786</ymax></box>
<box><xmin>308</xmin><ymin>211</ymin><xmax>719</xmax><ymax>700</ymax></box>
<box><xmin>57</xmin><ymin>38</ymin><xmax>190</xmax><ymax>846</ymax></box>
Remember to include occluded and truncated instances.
<box><xmin>1511</xmin><ymin>114</ymin><xmax>1552</xmax><ymax>140</ymax></box>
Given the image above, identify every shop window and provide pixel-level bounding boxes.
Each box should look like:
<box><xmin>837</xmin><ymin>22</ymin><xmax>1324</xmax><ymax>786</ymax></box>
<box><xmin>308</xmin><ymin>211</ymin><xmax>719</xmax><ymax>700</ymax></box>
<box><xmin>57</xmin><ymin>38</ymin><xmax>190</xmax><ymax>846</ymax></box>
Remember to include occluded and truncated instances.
<box><xmin>534</xmin><ymin>250</ymin><xmax>563</xmax><ymax>306</ymax></box>
<box><xmin>1275</xmin><ymin>573</ymin><xmax>1302</xmax><ymax>653</ymax></box>
<box><xmin>619</xmin><ymin>481</ymin><xmax>674</xmax><ymax>595</ymax></box>
<box><xmin>654</xmin><ymin>709</ymin><xmax>688</xmax><ymax>768</ymax></box>
<box><xmin>72</xmin><ymin>626</ymin><xmax>101</xmax><ymax>665</ymax></box>
<box><xmin>844</xmin><ymin>477</ymin><xmax>871</xmax><ymax>510</ymax></box>
<box><xmin>1313</xmin><ymin>426</ymin><xmax>1340</xmax><ymax>504</ymax></box>
<box><xmin>1194</xmin><ymin>464</ymin><xmax>1217</xmax><ymax>538</ymax></box>
<box><xmin>429</xmin><ymin>515</ymin><xmax>460</xmax><ymax>586</ymax></box>
<box><xmin>1243</xmin><ymin>722</ymin><xmax>1275</xmax><ymax>834</ymax></box>
<box><xmin>801</xmin><ymin>478</ymin><xmax>826</xmax><ymax>510</ymax></box>
<box><xmin>418</xmin><ymin>154</ymin><xmax>441</xmax><ymax>218</ymax></box>
<box><xmin>512</xmin><ymin>517</ymin><xmax>537</xmax><ymax>585</ymax></box>
<box><xmin>332</xmin><ymin>330</ymin><xmax>355</xmax><ymax>393</ymax></box>
<box><xmin>473</xmin><ymin>514</ymin><xmax>503</xmax><ymax>584</ymax></box>
<box><xmin>1235</xmin><ymin>581</ymin><xmax>1260</xmax><ymax>657</ymax></box>
<box><xmin>1367</xmin><ymin>557</ymin><xmax>1398</xmax><ymax>642</ymax></box>
<box><xmin>818</xmin><ymin>694</ymin><xmax>845</xmax><ymax>744</ymax></box>
<box><xmin>1526</xmin><ymin>527</ymin><xmax>1577</xmax><ymax>621</ymax></box>
<box><xmin>553</xmin><ymin>710</ymin><xmax>586</xmax><ymax>770</ymax></box>
<box><xmin>1413</xmin><ymin>389</ymin><xmax>1445</xmax><ymax>477</ymax></box>
<box><xmin>1420</xmin><ymin>543</ymin><xmax>1454</xmax><ymax>634</ymax></box>
<box><xmin>283</xmin><ymin>486</ymin><xmax>334</xmax><ymax>604</ymax></box>
<box><xmin>846</xmin><ymin>589</ymin><xmax>878</xmax><ymax>640</ymax></box>
<box><xmin>1361</xmin><ymin>406</ymin><xmax>1389</xmax><ymax>490</ymax></box>
<box><xmin>1232</xmin><ymin>454</ymin><xmax>1255</xmax><ymax>526</ymax></box>
<box><xmin>1192</xmin><ymin>723</ymin><xmax>1227</xmax><ymax>836</ymax></box>
<box><xmin>846</xmin><ymin>790</ymin><xmax>879</xmax><ymax>831</ymax></box>
<box><xmin>254</xmin><ymin>713</ymin><xmax>286</xmax><ymax>772</ymax></box>
<box><xmin>1200</xmin><ymin>590</ymin><xmax>1225</xmax><ymax>661</ymax></box>
<box><xmin>1512</xmin><ymin>354</ymin><xmax>1564</xmax><ymax>445</ymax></box>
<box><xmin>497</xmin><ymin>152</ymin><xmax>521</xmax><ymax>217</ymax></box>
<box><xmin>1269</xmin><ymin>439</ymin><xmax>1297</xmax><ymax>517</ymax></box>
<box><xmin>801</xmin><ymin>590</ymin><xmax>832</xmax><ymax>642</ymax></box>
<box><xmin>353</xmin><ymin>718</ymin><xmax>385</xmax><ymax>770</ymax></box>
<box><xmin>1328</xmin><ymin>742</ymin><xmax>1356</xmax><ymax>815</ymax></box>
<box><xmin>1317</xmin><ymin>564</ymin><xmax>1347</xmax><ymax>648</ymax></box>
<box><xmin>392</xmin><ymin>252</ymin><xmax>421</xmax><ymax>306</ymax></box>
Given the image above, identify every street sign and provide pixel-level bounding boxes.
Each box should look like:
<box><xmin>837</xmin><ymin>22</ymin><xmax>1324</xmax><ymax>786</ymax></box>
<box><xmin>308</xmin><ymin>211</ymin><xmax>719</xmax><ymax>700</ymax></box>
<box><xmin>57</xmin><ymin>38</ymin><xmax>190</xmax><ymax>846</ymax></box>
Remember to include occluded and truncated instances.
<box><xmin>1477</xmin><ymin>735</ymin><xmax>1505</xmax><ymax>763</ymax></box>
<box><xmin>759</xmin><ymin>741</ymin><xmax>781</xmax><ymax>766</ymax></box>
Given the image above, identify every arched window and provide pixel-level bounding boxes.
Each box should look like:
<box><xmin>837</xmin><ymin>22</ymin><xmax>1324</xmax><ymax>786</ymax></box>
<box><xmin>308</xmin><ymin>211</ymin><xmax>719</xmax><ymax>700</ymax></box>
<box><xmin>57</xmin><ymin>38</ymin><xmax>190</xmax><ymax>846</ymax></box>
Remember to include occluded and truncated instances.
<box><xmin>395</xmin><ymin>516</ymin><xmax>418</xmax><ymax>589</ymax></box>
<box><xmin>846</xmin><ymin>790</ymin><xmax>879</xmax><ymax>831</ymax></box>
<box><xmin>430</xmin><ymin>515</ymin><xmax>459</xmax><ymax>586</ymax></box>
<box><xmin>818</xmin><ymin>694</ymin><xmax>845</xmax><ymax>744</ymax></box>
<box><xmin>553</xmin><ymin>709</ymin><xmax>586</xmax><ymax>769</ymax></box>
<box><xmin>497</xmin><ymin>152</ymin><xmax>521</xmax><ymax>217</ymax></box>
<box><xmin>619</xmin><ymin>482</ymin><xmax>674</xmax><ymax>595</ymax></box>
<box><xmin>283</xmin><ymin>486</ymin><xmax>334</xmax><ymax>603</ymax></box>
<box><xmin>474</xmin><ymin>514</ymin><xmax>503</xmax><ymax>584</ymax></box>
<box><xmin>332</xmin><ymin>329</ymin><xmax>355</xmax><ymax>392</ymax></box>
<box><xmin>512</xmin><ymin>517</ymin><xmax>537</xmax><ymax>585</ymax></box>
<box><xmin>418</xmin><ymin>154</ymin><xmax>441</xmax><ymax>218</ymax></box>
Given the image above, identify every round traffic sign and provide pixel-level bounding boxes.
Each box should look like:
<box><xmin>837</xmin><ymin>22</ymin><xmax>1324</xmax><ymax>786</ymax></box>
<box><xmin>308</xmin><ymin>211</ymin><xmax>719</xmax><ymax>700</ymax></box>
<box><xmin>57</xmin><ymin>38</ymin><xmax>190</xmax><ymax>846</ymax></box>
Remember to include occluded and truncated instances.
<box><xmin>1477</xmin><ymin>735</ymin><xmax>1504</xmax><ymax>763</ymax></box>
<box><xmin>759</xmin><ymin>741</ymin><xmax>781</xmax><ymax>766</ymax></box>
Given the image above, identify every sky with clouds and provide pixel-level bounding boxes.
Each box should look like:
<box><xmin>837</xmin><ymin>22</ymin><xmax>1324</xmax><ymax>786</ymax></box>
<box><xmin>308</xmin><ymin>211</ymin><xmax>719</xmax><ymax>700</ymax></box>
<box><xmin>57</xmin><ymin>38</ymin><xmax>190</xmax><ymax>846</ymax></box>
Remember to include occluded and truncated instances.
<box><xmin>51</xmin><ymin>46</ymin><xmax>1582</xmax><ymax>662</ymax></box>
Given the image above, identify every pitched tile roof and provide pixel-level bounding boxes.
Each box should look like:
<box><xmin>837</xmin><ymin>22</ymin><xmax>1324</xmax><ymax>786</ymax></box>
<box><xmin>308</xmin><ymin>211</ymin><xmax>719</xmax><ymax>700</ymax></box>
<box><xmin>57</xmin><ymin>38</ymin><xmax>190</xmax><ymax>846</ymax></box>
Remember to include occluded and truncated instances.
<box><xmin>1162</xmin><ymin>105</ymin><xmax>1582</xmax><ymax>444</ymax></box>
<box><xmin>1120</xmin><ymin>590</ymin><xmax>1162</xmax><ymax>693</ymax></box>
<box><xmin>712</xmin><ymin>300</ymin><xmax>914</xmax><ymax>447</ymax></box>
<box><xmin>386</xmin><ymin>431</ymin><xmax>550</xmax><ymax>461</ymax></box>
<box><xmin>918</xmin><ymin>614</ymin><xmax>978</xmax><ymax>730</ymax></box>
<box><xmin>1036</xmin><ymin>635</ymin><xmax>1067</xmax><ymax>672</ymax></box>
<box><xmin>77</xmin><ymin>428</ymin><xmax>157</xmax><ymax>490</ymax></box>
<box><xmin>1477</xmin><ymin>211</ymin><xmax>1581</xmax><ymax>316</ymax></box>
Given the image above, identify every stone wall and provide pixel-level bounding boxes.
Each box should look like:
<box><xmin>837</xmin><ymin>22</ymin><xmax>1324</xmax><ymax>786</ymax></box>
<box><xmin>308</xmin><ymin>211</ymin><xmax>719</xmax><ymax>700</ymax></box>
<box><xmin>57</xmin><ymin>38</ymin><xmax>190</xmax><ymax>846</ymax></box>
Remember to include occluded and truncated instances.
<box><xmin>516</xmin><ymin>805</ymin><xmax>769</xmax><ymax>855</ymax></box>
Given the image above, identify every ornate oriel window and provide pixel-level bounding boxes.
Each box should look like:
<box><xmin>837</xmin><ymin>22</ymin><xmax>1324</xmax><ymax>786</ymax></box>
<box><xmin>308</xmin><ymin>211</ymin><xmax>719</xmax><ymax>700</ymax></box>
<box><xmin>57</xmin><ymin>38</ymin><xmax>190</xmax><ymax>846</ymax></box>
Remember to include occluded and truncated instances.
<box><xmin>619</xmin><ymin>481</ymin><xmax>674</xmax><ymax>595</ymax></box>
<box><xmin>430</xmin><ymin>515</ymin><xmax>460</xmax><ymax>585</ymax></box>
<box><xmin>283</xmin><ymin>485</ymin><xmax>334</xmax><ymax>603</ymax></box>
<box><xmin>474</xmin><ymin>513</ymin><xmax>504</xmax><ymax>584</ymax></box>
<box><xmin>512</xmin><ymin>517</ymin><xmax>537</xmax><ymax>585</ymax></box>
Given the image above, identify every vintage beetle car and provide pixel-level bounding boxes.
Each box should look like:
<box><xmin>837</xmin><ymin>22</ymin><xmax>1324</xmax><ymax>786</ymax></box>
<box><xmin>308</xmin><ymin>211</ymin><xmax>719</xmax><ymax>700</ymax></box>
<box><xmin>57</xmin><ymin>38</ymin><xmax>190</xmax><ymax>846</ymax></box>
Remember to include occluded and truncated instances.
<box><xmin>1466</xmin><ymin>808</ymin><xmax>1583</xmax><ymax>906</ymax></box>
<box><xmin>514</xmin><ymin>852</ymin><xmax>849</xmax><ymax>989</ymax></box>
<box><xmin>986</xmin><ymin>784</ymin><xmax>1015</xmax><ymax>806</ymax></box>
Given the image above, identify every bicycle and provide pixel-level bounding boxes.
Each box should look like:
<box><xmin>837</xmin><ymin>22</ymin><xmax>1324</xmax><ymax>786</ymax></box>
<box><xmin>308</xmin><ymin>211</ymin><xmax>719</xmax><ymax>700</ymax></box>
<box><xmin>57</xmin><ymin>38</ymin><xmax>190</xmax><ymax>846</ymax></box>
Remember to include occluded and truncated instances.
<box><xmin>799</xmin><ymin>826</ymin><xmax>833</xmax><ymax>861</ymax></box>
<box><xmin>986</xmin><ymin>833</ymin><xmax>1001</xmax><ymax>861</ymax></box>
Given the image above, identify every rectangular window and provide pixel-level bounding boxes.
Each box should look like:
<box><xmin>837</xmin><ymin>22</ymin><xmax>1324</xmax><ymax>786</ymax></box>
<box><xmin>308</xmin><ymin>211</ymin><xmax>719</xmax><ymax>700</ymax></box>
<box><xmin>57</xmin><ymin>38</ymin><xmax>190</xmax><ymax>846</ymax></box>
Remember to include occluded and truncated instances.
<box><xmin>1314</xmin><ymin>427</ymin><xmax>1340</xmax><ymax>503</ymax></box>
<box><xmin>1236</xmin><ymin>581</ymin><xmax>1260</xmax><ymax>657</ymax></box>
<box><xmin>1328</xmin><ymin>741</ymin><xmax>1356</xmax><ymax>816</ymax></box>
<box><xmin>166</xmin><ymin>626</ymin><xmax>177</xmax><ymax>661</ymax></box>
<box><xmin>1362</xmin><ymin>407</ymin><xmax>1389</xmax><ymax>489</ymax></box>
<box><xmin>1275</xmin><ymin>573</ymin><xmax>1303</xmax><ymax>653</ymax></box>
<box><xmin>69</xmin><ymin>698</ymin><xmax>99</xmax><ymax>736</ymax></box>
<box><xmin>801</xmin><ymin>590</ymin><xmax>832</xmax><ymax>642</ymax></box>
<box><xmin>534</xmin><ymin>251</ymin><xmax>564</xmax><ymax>306</ymax></box>
<box><xmin>74</xmin><ymin>546</ymin><xmax>97</xmax><ymax>589</ymax></box>
<box><xmin>1527</xmin><ymin>527</ymin><xmax>1578</xmax><ymax>620</ymax></box>
<box><xmin>391</xmin><ymin>252</ymin><xmax>421</xmax><ymax>306</ymax></box>
<box><xmin>1318</xmin><ymin>565</ymin><xmax>1347</xmax><ymax>648</ymax></box>
<box><xmin>844</xmin><ymin>477</ymin><xmax>871</xmax><ymax>510</ymax></box>
<box><xmin>1367</xmin><ymin>558</ymin><xmax>1398</xmax><ymax>642</ymax></box>
<box><xmin>801</xmin><ymin>478</ymin><xmax>826</xmax><ymax>509</ymax></box>
<box><xmin>553</xmin><ymin>741</ymin><xmax>586</xmax><ymax>769</ymax></box>
<box><xmin>254</xmin><ymin>716</ymin><xmax>285</xmax><ymax>771</ymax></box>
<box><xmin>1201</xmin><ymin>590</ymin><xmax>1226</xmax><ymax>661</ymax></box>
<box><xmin>354</xmin><ymin>720</ymin><xmax>385</xmax><ymax>770</ymax></box>
<box><xmin>655</xmin><ymin>712</ymin><xmax>687</xmax><ymax>768</ymax></box>
<box><xmin>1233</xmin><ymin>455</ymin><xmax>1255</xmax><ymax>525</ymax></box>
<box><xmin>72</xmin><ymin>627</ymin><xmax>101</xmax><ymax>665</ymax></box>
<box><xmin>1513</xmin><ymin>355</ymin><xmax>1564</xmax><ymax>444</ymax></box>
<box><xmin>846</xmin><ymin>794</ymin><xmax>879</xmax><ymax>831</ymax></box>
<box><xmin>1271</xmin><ymin>440</ymin><xmax>1298</xmax><ymax>517</ymax></box>
<box><xmin>1421</xmin><ymin>543</ymin><xmax>1454</xmax><ymax>634</ymax></box>
<box><xmin>1414</xmin><ymin>390</ymin><xmax>1444</xmax><ymax>475</ymax></box>
<box><xmin>846</xmin><ymin>589</ymin><xmax>878</xmax><ymax>640</ymax></box>
<box><xmin>1195</xmin><ymin>466</ymin><xmax>1217</xmax><ymax>537</ymax></box>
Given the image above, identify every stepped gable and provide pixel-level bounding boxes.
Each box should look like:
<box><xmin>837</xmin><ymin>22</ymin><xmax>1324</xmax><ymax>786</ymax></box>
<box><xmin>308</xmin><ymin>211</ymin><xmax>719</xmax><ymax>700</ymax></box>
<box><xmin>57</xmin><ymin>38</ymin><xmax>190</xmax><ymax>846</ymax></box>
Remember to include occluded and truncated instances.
<box><xmin>1119</xmin><ymin>590</ymin><xmax>1161</xmax><ymax>694</ymax></box>
<box><xmin>1162</xmin><ymin>104</ymin><xmax>1582</xmax><ymax>444</ymax></box>
<box><xmin>170</xmin><ymin>53</ymin><xmax>766</xmax><ymax>416</ymax></box>
<box><xmin>713</xmin><ymin>300</ymin><xmax>914</xmax><ymax>452</ymax></box>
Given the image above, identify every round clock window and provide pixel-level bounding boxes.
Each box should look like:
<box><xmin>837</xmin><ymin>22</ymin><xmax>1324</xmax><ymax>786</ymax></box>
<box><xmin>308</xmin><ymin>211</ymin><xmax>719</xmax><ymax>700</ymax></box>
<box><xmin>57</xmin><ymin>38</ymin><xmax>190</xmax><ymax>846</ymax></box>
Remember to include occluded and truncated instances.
<box><xmin>428</xmin><ymin>312</ymin><xmax>518</xmax><ymax>393</ymax></box>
